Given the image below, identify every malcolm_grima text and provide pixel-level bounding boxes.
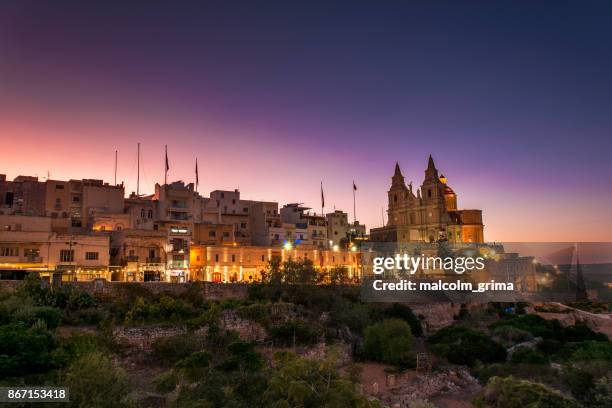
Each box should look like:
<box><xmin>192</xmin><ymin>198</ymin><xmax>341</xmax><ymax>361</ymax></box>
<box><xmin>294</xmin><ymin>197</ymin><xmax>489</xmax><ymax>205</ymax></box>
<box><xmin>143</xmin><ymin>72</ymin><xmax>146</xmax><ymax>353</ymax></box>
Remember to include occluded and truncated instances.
<box><xmin>372</xmin><ymin>279</ymin><xmax>514</xmax><ymax>293</ymax></box>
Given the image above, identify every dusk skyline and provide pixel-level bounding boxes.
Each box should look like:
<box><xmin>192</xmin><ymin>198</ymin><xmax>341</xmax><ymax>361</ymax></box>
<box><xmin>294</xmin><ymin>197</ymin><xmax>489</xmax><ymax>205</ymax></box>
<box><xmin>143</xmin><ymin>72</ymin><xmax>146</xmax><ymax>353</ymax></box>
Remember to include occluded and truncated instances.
<box><xmin>1</xmin><ymin>1</ymin><xmax>611</xmax><ymax>241</ymax></box>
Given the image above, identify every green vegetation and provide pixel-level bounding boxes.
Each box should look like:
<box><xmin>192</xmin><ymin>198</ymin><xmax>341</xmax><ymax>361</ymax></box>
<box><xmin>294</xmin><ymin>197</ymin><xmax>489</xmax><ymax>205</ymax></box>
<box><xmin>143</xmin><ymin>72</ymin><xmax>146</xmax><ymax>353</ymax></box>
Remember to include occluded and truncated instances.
<box><xmin>427</xmin><ymin>326</ymin><xmax>507</xmax><ymax>366</ymax></box>
<box><xmin>1</xmin><ymin>272</ymin><xmax>610</xmax><ymax>407</ymax></box>
<box><xmin>363</xmin><ymin>318</ymin><xmax>413</xmax><ymax>366</ymax></box>
<box><xmin>475</xmin><ymin>376</ymin><xmax>580</xmax><ymax>408</ymax></box>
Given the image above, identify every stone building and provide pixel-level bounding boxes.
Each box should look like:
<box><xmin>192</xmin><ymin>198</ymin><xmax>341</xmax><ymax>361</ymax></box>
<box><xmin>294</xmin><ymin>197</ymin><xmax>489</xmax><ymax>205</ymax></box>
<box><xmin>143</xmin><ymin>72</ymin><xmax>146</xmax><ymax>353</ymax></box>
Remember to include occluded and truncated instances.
<box><xmin>189</xmin><ymin>244</ymin><xmax>361</xmax><ymax>283</ymax></box>
<box><xmin>370</xmin><ymin>156</ymin><xmax>484</xmax><ymax>244</ymax></box>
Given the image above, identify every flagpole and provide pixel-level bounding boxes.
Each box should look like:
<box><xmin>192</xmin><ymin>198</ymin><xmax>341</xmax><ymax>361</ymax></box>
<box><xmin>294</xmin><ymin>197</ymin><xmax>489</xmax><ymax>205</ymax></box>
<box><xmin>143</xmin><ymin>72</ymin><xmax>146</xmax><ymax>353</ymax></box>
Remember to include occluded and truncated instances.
<box><xmin>195</xmin><ymin>158</ymin><xmax>198</xmax><ymax>193</ymax></box>
<box><xmin>114</xmin><ymin>150</ymin><xmax>117</xmax><ymax>186</ymax></box>
<box><xmin>164</xmin><ymin>145</ymin><xmax>168</xmax><ymax>185</ymax></box>
<box><xmin>320</xmin><ymin>181</ymin><xmax>324</xmax><ymax>217</ymax></box>
<box><xmin>352</xmin><ymin>180</ymin><xmax>356</xmax><ymax>224</ymax></box>
<box><xmin>137</xmin><ymin>143</ymin><xmax>140</xmax><ymax>196</ymax></box>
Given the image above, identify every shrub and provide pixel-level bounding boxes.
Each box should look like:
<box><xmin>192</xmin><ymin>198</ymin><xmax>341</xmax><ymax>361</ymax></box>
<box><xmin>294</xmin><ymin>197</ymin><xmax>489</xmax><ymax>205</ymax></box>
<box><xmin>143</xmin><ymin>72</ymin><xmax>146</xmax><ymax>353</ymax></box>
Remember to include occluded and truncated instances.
<box><xmin>153</xmin><ymin>370</ymin><xmax>178</xmax><ymax>393</ymax></box>
<box><xmin>473</xmin><ymin>362</ymin><xmax>560</xmax><ymax>387</ymax></box>
<box><xmin>510</xmin><ymin>347</ymin><xmax>549</xmax><ymax>365</ymax></box>
<box><xmin>384</xmin><ymin>304</ymin><xmax>423</xmax><ymax>336</ymax></box>
<box><xmin>0</xmin><ymin>323</ymin><xmax>56</xmax><ymax>378</ymax></box>
<box><xmin>13</xmin><ymin>305</ymin><xmax>62</xmax><ymax>329</ymax></box>
<box><xmin>492</xmin><ymin>325</ymin><xmax>533</xmax><ymax>346</ymax></box>
<box><xmin>363</xmin><ymin>319</ymin><xmax>413</xmax><ymax>366</ymax></box>
<box><xmin>590</xmin><ymin>376</ymin><xmax>612</xmax><ymax>408</ymax></box>
<box><xmin>427</xmin><ymin>326</ymin><xmax>506</xmax><ymax>366</ymax></box>
<box><xmin>476</xmin><ymin>376</ymin><xmax>580</xmax><ymax>408</ymax></box>
<box><xmin>175</xmin><ymin>351</ymin><xmax>212</xmax><ymax>382</ymax></box>
<box><xmin>63</xmin><ymin>352</ymin><xmax>134</xmax><ymax>408</ymax></box>
<box><xmin>152</xmin><ymin>335</ymin><xmax>204</xmax><ymax>364</ymax></box>
<box><xmin>269</xmin><ymin>320</ymin><xmax>321</xmax><ymax>346</ymax></box>
<box><xmin>563</xmin><ymin>324</ymin><xmax>608</xmax><ymax>342</ymax></box>
<box><xmin>569</xmin><ymin>341</ymin><xmax>612</xmax><ymax>362</ymax></box>
<box><xmin>489</xmin><ymin>314</ymin><xmax>563</xmax><ymax>339</ymax></box>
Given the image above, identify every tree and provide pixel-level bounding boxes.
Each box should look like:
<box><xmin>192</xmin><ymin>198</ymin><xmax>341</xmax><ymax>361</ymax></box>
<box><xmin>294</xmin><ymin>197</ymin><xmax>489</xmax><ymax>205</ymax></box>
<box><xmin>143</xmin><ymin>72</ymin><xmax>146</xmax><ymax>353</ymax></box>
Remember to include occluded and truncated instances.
<box><xmin>363</xmin><ymin>319</ymin><xmax>413</xmax><ymax>366</ymax></box>
<box><xmin>63</xmin><ymin>352</ymin><xmax>134</xmax><ymax>408</ymax></box>
<box><xmin>0</xmin><ymin>323</ymin><xmax>56</xmax><ymax>378</ymax></box>
<box><xmin>329</xmin><ymin>266</ymin><xmax>349</xmax><ymax>285</ymax></box>
<box><xmin>263</xmin><ymin>352</ymin><xmax>381</xmax><ymax>408</ymax></box>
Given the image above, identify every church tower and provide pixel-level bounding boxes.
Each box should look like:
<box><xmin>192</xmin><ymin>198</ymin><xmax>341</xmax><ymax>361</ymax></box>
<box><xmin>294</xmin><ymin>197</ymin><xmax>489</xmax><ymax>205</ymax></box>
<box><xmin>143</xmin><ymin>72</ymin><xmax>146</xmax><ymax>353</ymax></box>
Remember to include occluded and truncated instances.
<box><xmin>387</xmin><ymin>162</ymin><xmax>408</xmax><ymax>226</ymax></box>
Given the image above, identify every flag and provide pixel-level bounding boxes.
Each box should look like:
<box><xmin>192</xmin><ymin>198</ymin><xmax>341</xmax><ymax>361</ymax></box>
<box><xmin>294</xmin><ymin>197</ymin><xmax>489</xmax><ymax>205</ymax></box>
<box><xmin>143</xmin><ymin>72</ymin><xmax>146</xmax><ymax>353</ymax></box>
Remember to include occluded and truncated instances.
<box><xmin>195</xmin><ymin>158</ymin><xmax>199</xmax><ymax>187</ymax></box>
<box><xmin>321</xmin><ymin>181</ymin><xmax>325</xmax><ymax>208</ymax></box>
<box><xmin>165</xmin><ymin>146</ymin><xmax>170</xmax><ymax>172</ymax></box>
<box><xmin>353</xmin><ymin>181</ymin><xmax>357</xmax><ymax>191</ymax></box>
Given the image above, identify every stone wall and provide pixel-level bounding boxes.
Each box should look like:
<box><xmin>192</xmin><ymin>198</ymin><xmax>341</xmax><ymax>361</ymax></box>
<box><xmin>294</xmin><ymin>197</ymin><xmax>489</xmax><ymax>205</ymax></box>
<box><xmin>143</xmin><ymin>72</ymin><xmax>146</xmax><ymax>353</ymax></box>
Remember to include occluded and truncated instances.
<box><xmin>0</xmin><ymin>279</ymin><xmax>249</xmax><ymax>300</ymax></box>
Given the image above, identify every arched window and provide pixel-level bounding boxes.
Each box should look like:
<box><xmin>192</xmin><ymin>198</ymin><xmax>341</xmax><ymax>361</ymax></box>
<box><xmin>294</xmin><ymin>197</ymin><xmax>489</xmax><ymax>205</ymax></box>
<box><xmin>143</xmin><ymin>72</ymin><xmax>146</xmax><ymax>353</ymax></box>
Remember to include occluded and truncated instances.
<box><xmin>140</xmin><ymin>209</ymin><xmax>145</xmax><ymax>218</ymax></box>
<box><xmin>147</xmin><ymin>209</ymin><xmax>153</xmax><ymax>219</ymax></box>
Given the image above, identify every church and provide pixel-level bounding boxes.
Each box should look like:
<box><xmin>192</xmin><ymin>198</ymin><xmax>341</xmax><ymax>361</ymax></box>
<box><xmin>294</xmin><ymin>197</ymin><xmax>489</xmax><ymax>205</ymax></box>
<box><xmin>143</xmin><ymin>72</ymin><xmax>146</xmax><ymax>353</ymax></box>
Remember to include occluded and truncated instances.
<box><xmin>370</xmin><ymin>156</ymin><xmax>484</xmax><ymax>243</ymax></box>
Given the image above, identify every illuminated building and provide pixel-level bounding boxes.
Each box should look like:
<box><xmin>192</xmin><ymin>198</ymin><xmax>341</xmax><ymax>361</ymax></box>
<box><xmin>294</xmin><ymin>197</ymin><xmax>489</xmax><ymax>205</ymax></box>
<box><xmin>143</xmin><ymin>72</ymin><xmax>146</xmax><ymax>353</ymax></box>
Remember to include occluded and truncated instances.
<box><xmin>370</xmin><ymin>156</ymin><xmax>484</xmax><ymax>243</ymax></box>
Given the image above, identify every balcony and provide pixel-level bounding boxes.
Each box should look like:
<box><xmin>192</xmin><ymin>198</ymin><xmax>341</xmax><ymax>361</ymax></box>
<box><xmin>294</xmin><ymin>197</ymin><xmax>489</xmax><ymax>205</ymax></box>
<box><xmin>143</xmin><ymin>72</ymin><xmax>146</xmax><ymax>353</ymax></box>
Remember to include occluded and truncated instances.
<box><xmin>19</xmin><ymin>256</ymin><xmax>42</xmax><ymax>263</ymax></box>
<box><xmin>126</xmin><ymin>255</ymin><xmax>139</xmax><ymax>262</ymax></box>
<box><xmin>146</xmin><ymin>257</ymin><xmax>162</xmax><ymax>264</ymax></box>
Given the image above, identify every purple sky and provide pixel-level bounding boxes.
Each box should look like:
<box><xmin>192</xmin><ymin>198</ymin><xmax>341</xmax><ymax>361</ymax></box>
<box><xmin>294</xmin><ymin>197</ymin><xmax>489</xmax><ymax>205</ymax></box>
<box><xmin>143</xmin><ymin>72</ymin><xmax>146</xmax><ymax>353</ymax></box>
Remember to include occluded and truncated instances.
<box><xmin>1</xmin><ymin>1</ymin><xmax>611</xmax><ymax>241</ymax></box>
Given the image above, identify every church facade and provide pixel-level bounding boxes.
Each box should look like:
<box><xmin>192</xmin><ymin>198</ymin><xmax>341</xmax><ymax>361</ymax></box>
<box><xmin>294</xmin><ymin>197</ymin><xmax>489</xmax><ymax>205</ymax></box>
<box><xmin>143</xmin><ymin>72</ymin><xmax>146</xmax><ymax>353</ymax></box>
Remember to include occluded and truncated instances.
<box><xmin>370</xmin><ymin>156</ymin><xmax>484</xmax><ymax>243</ymax></box>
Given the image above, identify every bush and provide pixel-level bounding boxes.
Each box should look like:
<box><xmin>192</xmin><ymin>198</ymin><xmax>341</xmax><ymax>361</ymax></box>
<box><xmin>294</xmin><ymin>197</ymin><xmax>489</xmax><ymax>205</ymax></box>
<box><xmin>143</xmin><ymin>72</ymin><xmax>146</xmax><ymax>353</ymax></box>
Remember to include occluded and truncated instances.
<box><xmin>0</xmin><ymin>323</ymin><xmax>56</xmax><ymax>378</ymax></box>
<box><xmin>63</xmin><ymin>352</ymin><xmax>134</xmax><ymax>408</ymax></box>
<box><xmin>152</xmin><ymin>335</ymin><xmax>204</xmax><ymax>364</ymax></box>
<box><xmin>13</xmin><ymin>305</ymin><xmax>63</xmax><ymax>329</ymax></box>
<box><xmin>590</xmin><ymin>376</ymin><xmax>612</xmax><ymax>407</ymax></box>
<box><xmin>489</xmin><ymin>314</ymin><xmax>563</xmax><ymax>340</ymax></box>
<box><xmin>153</xmin><ymin>370</ymin><xmax>178</xmax><ymax>393</ymax></box>
<box><xmin>269</xmin><ymin>320</ymin><xmax>321</xmax><ymax>346</ymax></box>
<box><xmin>476</xmin><ymin>376</ymin><xmax>580</xmax><ymax>408</ymax></box>
<box><xmin>492</xmin><ymin>325</ymin><xmax>533</xmax><ymax>346</ymax></box>
<box><xmin>510</xmin><ymin>347</ymin><xmax>549</xmax><ymax>365</ymax></box>
<box><xmin>384</xmin><ymin>304</ymin><xmax>423</xmax><ymax>336</ymax></box>
<box><xmin>363</xmin><ymin>319</ymin><xmax>413</xmax><ymax>366</ymax></box>
<box><xmin>175</xmin><ymin>351</ymin><xmax>212</xmax><ymax>382</ymax></box>
<box><xmin>473</xmin><ymin>363</ymin><xmax>560</xmax><ymax>387</ymax></box>
<box><xmin>569</xmin><ymin>341</ymin><xmax>612</xmax><ymax>362</ymax></box>
<box><xmin>427</xmin><ymin>326</ymin><xmax>506</xmax><ymax>366</ymax></box>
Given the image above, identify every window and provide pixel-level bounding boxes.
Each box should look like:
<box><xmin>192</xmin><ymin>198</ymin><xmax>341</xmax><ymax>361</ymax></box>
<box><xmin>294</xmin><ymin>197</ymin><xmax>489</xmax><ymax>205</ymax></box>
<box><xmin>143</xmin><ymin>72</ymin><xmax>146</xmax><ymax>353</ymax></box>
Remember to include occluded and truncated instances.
<box><xmin>209</xmin><ymin>230</ymin><xmax>217</xmax><ymax>237</ymax></box>
<box><xmin>140</xmin><ymin>209</ymin><xmax>145</xmax><ymax>218</ymax></box>
<box><xmin>231</xmin><ymin>254</ymin><xmax>236</xmax><ymax>262</ymax></box>
<box><xmin>243</xmin><ymin>207</ymin><xmax>248</xmax><ymax>213</ymax></box>
<box><xmin>240</xmin><ymin>222</ymin><xmax>247</xmax><ymax>229</ymax></box>
<box><xmin>72</xmin><ymin>196</ymin><xmax>80</xmax><ymax>203</ymax></box>
<box><xmin>24</xmin><ymin>248</ymin><xmax>40</xmax><ymax>257</ymax></box>
<box><xmin>428</xmin><ymin>189</ymin><xmax>432</xmax><ymax>198</ymax></box>
<box><xmin>55</xmin><ymin>184</ymin><xmax>64</xmax><ymax>190</ymax></box>
<box><xmin>60</xmin><ymin>249</ymin><xmax>74</xmax><ymax>262</ymax></box>
<box><xmin>148</xmin><ymin>209</ymin><xmax>153</xmax><ymax>219</ymax></box>
<box><xmin>85</xmin><ymin>252</ymin><xmax>99</xmax><ymax>260</ymax></box>
<box><xmin>215</xmin><ymin>254</ymin><xmax>219</xmax><ymax>262</ymax></box>
<box><xmin>223</xmin><ymin>232</ymin><xmax>230</xmax><ymax>238</ymax></box>
<box><xmin>0</xmin><ymin>247</ymin><xmax>18</xmax><ymax>257</ymax></box>
<box><xmin>261</xmin><ymin>255</ymin><xmax>265</xmax><ymax>262</ymax></box>
<box><xmin>232</xmin><ymin>199</ymin><xmax>236</xmax><ymax>204</ymax></box>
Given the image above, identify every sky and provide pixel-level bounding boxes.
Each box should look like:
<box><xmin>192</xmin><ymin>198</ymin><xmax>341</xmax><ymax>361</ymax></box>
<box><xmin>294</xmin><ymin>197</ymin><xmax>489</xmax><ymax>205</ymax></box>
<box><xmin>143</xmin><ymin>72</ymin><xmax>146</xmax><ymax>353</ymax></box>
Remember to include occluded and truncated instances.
<box><xmin>1</xmin><ymin>1</ymin><xmax>611</xmax><ymax>242</ymax></box>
